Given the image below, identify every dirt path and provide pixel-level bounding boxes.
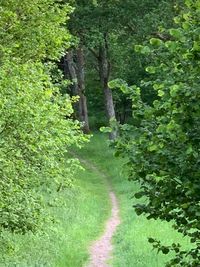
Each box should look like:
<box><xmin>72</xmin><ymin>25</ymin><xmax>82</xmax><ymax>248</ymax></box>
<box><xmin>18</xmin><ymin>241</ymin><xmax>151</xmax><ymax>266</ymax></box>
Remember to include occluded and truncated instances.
<box><xmin>87</xmin><ymin>191</ymin><xmax>120</xmax><ymax>267</ymax></box>
<box><xmin>71</xmin><ymin>153</ymin><xmax>120</xmax><ymax>267</ymax></box>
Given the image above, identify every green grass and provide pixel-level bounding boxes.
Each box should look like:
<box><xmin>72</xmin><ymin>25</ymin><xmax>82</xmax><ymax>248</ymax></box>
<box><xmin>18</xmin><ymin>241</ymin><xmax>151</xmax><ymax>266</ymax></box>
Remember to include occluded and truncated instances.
<box><xmin>1</xmin><ymin>132</ymin><xmax>191</xmax><ymax>267</ymax></box>
<box><xmin>0</xmin><ymin>156</ymin><xmax>110</xmax><ymax>267</ymax></box>
<box><xmin>75</xmin><ymin>133</ymin><xmax>191</xmax><ymax>267</ymax></box>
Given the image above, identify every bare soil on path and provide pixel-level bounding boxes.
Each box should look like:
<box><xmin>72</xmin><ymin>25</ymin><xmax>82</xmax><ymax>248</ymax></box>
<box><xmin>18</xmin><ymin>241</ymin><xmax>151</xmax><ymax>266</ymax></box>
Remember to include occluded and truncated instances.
<box><xmin>71</xmin><ymin>153</ymin><xmax>121</xmax><ymax>267</ymax></box>
<box><xmin>87</xmin><ymin>191</ymin><xmax>120</xmax><ymax>267</ymax></box>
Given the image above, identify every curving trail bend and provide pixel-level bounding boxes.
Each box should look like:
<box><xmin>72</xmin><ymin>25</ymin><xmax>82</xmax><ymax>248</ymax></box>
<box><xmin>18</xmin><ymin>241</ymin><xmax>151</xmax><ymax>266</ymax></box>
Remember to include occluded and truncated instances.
<box><xmin>70</xmin><ymin>152</ymin><xmax>121</xmax><ymax>267</ymax></box>
<box><xmin>70</xmin><ymin>152</ymin><xmax>120</xmax><ymax>267</ymax></box>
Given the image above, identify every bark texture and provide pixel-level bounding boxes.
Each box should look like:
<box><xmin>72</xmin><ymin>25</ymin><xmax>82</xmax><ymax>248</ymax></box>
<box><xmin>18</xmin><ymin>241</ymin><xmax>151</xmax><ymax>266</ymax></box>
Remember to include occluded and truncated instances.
<box><xmin>64</xmin><ymin>48</ymin><xmax>90</xmax><ymax>133</ymax></box>
<box><xmin>76</xmin><ymin>47</ymin><xmax>90</xmax><ymax>133</ymax></box>
<box><xmin>98</xmin><ymin>34</ymin><xmax>117</xmax><ymax>140</ymax></box>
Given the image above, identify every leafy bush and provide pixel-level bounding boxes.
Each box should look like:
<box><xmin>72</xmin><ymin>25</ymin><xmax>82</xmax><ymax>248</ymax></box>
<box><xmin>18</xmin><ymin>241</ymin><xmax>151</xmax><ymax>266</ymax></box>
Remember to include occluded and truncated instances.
<box><xmin>111</xmin><ymin>1</ymin><xmax>200</xmax><ymax>266</ymax></box>
<box><xmin>0</xmin><ymin>62</ymin><xmax>86</xmax><ymax>233</ymax></box>
<box><xmin>0</xmin><ymin>0</ymin><xmax>87</xmax><ymax>234</ymax></box>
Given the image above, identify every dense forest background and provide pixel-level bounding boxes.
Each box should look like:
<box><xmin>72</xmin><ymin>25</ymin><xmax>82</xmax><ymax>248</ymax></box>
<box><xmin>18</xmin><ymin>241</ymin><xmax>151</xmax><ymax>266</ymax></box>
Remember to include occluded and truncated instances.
<box><xmin>0</xmin><ymin>0</ymin><xmax>199</xmax><ymax>266</ymax></box>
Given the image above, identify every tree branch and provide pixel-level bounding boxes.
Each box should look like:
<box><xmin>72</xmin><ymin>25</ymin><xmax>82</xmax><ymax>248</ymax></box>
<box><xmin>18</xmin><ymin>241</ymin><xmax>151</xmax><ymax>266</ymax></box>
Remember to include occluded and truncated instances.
<box><xmin>89</xmin><ymin>48</ymin><xmax>99</xmax><ymax>59</ymax></box>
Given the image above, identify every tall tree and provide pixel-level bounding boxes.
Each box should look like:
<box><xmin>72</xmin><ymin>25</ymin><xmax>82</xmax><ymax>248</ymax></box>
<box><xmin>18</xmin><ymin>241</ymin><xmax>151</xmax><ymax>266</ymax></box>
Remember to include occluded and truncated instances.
<box><xmin>69</xmin><ymin>0</ymin><xmax>118</xmax><ymax>139</ymax></box>
<box><xmin>64</xmin><ymin>46</ymin><xmax>90</xmax><ymax>133</ymax></box>
<box><xmin>76</xmin><ymin>45</ymin><xmax>90</xmax><ymax>133</ymax></box>
<box><xmin>68</xmin><ymin>0</ymin><xmax>178</xmax><ymax>139</ymax></box>
<box><xmin>96</xmin><ymin>33</ymin><xmax>117</xmax><ymax>139</ymax></box>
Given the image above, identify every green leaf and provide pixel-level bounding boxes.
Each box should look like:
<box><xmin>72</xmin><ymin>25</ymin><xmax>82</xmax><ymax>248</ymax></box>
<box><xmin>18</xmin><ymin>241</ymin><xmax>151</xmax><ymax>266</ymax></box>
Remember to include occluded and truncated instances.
<box><xmin>158</xmin><ymin>90</ymin><xmax>165</xmax><ymax>97</ymax></box>
<box><xmin>150</xmin><ymin>38</ymin><xmax>162</xmax><ymax>46</ymax></box>
<box><xmin>100</xmin><ymin>126</ymin><xmax>112</xmax><ymax>133</ymax></box>
<box><xmin>146</xmin><ymin>66</ymin><xmax>156</xmax><ymax>74</ymax></box>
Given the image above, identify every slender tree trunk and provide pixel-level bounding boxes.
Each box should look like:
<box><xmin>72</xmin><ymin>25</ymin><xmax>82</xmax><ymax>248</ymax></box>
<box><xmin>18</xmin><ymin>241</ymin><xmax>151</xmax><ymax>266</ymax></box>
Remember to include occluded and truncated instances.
<box><xmin>98</xmin><ymin>34</ymin><xmax>117</xmax><ymax>140</ymax></box>
<box><xmin>64</xmin><ymin>51</ymin><xmax>79</xmax><ymax>118</ymax></box>
<box><xmin>76</xmin><ymin>46</ymin><xmax>90</xmax><ymax>133</ymax></box>
<box><xmin>64</xmin><ymin>49</ymin><xmax>90</xmax><ymax>133</ymax></box>
<box><xmin>64</xmin><ymin>51</ymin><xmax>78</xmax><ymax>97</ymax></box>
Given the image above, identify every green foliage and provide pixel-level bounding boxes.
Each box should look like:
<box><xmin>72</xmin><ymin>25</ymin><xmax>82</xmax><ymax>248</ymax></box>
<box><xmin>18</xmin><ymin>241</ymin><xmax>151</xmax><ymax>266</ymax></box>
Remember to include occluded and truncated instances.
<box><xmin>0</xmin><ymin>0</ymin><xmax>87</xmax><ymax>235</ymax></box>
<box><xmin>0</xmin><ymin>152</ymin><xmax>109</xmax><ymax>266</ymax></box>
<box><xmin>0</xmin><ymin>0</ymin><xmax>72</xmax><ymax>62</ymax></box>
<box><xmin>0</xmin><ymin>62</ymin><xmax>85</xmax><ymax>233</ymax></box>
<box><xmin>68</xmin><ymin>0</ymin><xmax>178</xmax><ymax>128</ymax></box>
<box><xmin>113</xmin><ymin>1</ymin><xmax>200</xmax><ymax>266</ymax></box>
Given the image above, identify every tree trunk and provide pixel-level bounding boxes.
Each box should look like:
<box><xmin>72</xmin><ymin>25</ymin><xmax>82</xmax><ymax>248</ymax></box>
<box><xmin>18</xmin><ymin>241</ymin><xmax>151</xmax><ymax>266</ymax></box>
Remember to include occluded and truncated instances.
<box><xmin>98</xmin><ymin>34</ymin><xmax>117</xmax><ymax>140</ymax></box>
<box><xmin>64</xmin><ymin>49</ymin><xmax>90</xmax><ymax>133</ymax></box>
<box><xmin>65</xmin><ymin>51</ymin><xmax>78</xmax><ymax>95</ymax></box>
<box><xmin>64</xmin><ymin>50</ymin><xmax>79</xmax><ymax>118</ymax></box>
<box><xmin>76</xmin><ymin>47</ymin><xmax>90</xmax><ymax>134</ymax></box>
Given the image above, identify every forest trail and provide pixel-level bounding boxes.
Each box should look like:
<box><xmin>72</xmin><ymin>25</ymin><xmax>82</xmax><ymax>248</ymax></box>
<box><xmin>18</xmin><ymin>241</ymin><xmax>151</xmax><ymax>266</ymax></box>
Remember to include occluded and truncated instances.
<box><xmin>87</xmin><ymin>191</ymin><xmax>120</xmax><ymax>267</ymax></box>
<box><xmin>72</xmin><ymin>153</ymin><xmax>121</xmax><ymax>267</ymax></box>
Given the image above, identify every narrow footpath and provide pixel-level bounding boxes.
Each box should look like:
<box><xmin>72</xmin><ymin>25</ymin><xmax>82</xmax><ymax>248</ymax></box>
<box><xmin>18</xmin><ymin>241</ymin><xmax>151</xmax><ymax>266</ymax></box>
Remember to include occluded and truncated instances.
<box><xmin>87</xmin><ymin>191</ymin><xmax>120</xmax><ymax>267</ymax></box>
<box><xmin>73</xmin><ymin>154</ymin><xmax>121</xmax><ymax>267</ymax></box>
